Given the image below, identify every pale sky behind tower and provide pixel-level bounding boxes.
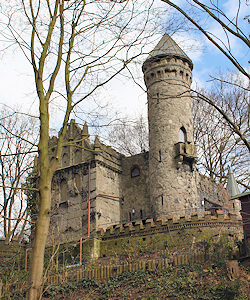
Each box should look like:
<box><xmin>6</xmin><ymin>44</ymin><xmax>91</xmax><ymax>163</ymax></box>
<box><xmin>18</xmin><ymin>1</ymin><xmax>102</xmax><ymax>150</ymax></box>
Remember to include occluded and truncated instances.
<box><xmin>0</xmin><ymin>0</ymin><xmax>249</xmax><ymax>139</ymax></box>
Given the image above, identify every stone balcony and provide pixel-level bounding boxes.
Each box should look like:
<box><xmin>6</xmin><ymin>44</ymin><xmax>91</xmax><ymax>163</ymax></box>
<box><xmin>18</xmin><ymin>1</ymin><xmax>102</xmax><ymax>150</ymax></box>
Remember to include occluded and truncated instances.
<box><xmin>174</xmin><ymin>142</ymin><xmax>197</xmax><ymax>169</ymax></box>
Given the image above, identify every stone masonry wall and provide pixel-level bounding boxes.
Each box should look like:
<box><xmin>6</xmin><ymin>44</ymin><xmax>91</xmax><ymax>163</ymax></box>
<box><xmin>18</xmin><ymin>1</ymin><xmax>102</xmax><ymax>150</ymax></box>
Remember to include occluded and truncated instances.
<box><xmin>95</xmin><ymin>162</ymin><xmax>122</xmax><ymax>230</ymax></box>
<box><xmin>49</xmin><ymin>162</ymin><xmax>96</xmax><ymax>245</ymax></box>
<box><xmin>197</xmin><ymin>173</ymin><xmax>233</xmax><ymax>211</ymax></box>
<box><xmin>48</xmin><ymin>121</ymin><xmax>125</xmax><ymax>245</ymax></box>
<box><xmin>121</xmin><ymin>152</ymin><xmax>150</xmax><ymax>222</ymax></box>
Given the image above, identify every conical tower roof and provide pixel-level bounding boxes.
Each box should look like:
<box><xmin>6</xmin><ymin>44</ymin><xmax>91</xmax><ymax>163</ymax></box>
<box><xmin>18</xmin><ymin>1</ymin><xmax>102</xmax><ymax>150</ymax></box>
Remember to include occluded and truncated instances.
<box><xmin>146</xmin><ymin>33</ymin><xmax>193</xmax><ymax>69</ymax></box>
<box><xmin>226</xmin><ymin>166</ymin><xmax>240</xmax><ymax>197</ymax></box>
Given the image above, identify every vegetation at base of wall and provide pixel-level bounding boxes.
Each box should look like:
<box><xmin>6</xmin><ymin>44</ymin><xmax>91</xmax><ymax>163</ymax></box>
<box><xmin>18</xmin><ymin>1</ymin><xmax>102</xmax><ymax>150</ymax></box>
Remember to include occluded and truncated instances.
<box><xmin>100</xmin><ymin>233</ymin><xmax>239</xmax><ymax>268</ymax></box>
<box><xmin>5</xmin><ymin>262</ymin><xmax>249</xmax><ymax>300</ymax></box>
<box><xmin>0</xmin><ymin>248</ymin><xmax>27</xmax><ymax>285</ymax></box>
<box><xmin>44</xmin><ymin>242</ymin><xmax>81</xmax><ymax>271</ymax></box>
<box><xmin>205</xmin><ymin>234</ymin><xmax>236</xmax><ymax>268</ymax></box>
<box><xmin>41</xmin><ymin>263</ymin><xmax>250</xmax><ymax>299</ymax></box>
<box><xmin>1</xmin><ymin>235</ymin><xmax>244</xmax><ymax>299</ymax></box>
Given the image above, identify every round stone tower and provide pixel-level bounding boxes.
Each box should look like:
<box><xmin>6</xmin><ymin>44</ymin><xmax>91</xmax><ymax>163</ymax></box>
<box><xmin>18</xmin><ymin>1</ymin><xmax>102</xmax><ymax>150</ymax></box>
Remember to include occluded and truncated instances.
<box><xmin>142</xmin><ymin>34</ymin><xmax>199</xmax><ymax>218</ymax></box>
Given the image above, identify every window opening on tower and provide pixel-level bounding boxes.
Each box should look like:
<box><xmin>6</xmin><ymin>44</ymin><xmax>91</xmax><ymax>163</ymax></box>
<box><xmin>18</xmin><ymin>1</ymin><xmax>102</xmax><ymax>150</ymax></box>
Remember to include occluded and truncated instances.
<box><xmin>157</xmin><ymin>93</ymin><xmax>159</xmax><ymax>104</ymax></box>
<box><xmin>159</xmin><ymin>150</ymin><xmax>162</xmax><ymax>162</ymax></box>
<box><xmin>131</xmin><ymin>166</ymin><xmax>140</xmax><ymax>178</ymax></box>
<box><xmin>60</xmin><ymin>179</ymin><xmax>67</xmax><ymax>203</ymax></box>
<box><xmin>179</xmin><ymin>127</ymin><xmax>187</xmax><ymax>143</ymax></box>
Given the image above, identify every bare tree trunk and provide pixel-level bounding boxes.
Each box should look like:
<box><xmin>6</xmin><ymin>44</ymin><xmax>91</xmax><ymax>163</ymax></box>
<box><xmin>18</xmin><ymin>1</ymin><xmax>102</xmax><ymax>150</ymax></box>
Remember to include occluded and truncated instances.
<box><xmin>27</xmin><ymin>85</ymin><xmax>52</xmax><ymax>298</ymax></box>
<box><xmin>27</xmin><ymin>182</ymin><xmax>51</xmax><ymax>299</ymax></box>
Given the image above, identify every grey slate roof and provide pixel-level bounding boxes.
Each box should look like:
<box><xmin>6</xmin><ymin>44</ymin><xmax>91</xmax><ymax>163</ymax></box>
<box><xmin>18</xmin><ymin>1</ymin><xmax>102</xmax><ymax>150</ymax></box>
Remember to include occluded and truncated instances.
<box><xmin>227</xmin><ymin>166</ymin><xmax>240</xmax><ymax>197</ymax></box>
<box><xmin>146</xmin><ymin>33</ymin><xmax>193</xmax><ymax>68</ymax></box>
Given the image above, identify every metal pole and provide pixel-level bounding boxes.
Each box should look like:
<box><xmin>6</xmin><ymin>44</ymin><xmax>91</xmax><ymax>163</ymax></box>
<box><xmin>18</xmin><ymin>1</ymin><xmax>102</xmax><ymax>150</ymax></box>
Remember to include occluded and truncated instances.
<box><xmin>88</xmin><ymin>160</ymin><xmax>91</xmax><ymax>237</ymax></box>
<box><xmin>24</xmin><ymin>248</ymin><xmax>31</xmax><ymax>271</ymax></box>
<box><xmin>25</xmin><ymin>249</ymin><xmax>28</xmax><ymax>271</ymax></box>
<box><xmin>79</xmin><ymin>237</ymin><xmax>82</xmax><ymax>265</ymax></box>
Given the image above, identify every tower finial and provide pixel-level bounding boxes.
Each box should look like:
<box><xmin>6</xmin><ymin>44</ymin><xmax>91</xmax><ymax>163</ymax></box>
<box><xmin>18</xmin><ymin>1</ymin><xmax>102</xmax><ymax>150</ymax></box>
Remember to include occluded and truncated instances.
<box><xmin>82</xmin><ymin>122</ymin><xmax>89</xmax><ymax>136</ymax></box>
<box><xmin>94</xmin><ymin>135</ymin><xmax>102</xmax><ymax>148</ymax></box>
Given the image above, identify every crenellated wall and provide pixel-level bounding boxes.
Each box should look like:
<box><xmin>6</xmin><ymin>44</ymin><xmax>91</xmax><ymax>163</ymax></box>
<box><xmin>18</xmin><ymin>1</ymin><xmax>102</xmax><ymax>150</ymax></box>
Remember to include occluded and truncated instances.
<box><xmin>142</xmin><ymin>56</ymin><xmax>192</xmax><ymax>88</ymax></box>
<box><xmin>98</xmin><ymin>210</ymin><xmax>242</xmax><ymax>239</ymax></box>
<box><xmin>96</xmin><ymin>210</ymin><xmax>243</xmax><ymax>259</ymax></box>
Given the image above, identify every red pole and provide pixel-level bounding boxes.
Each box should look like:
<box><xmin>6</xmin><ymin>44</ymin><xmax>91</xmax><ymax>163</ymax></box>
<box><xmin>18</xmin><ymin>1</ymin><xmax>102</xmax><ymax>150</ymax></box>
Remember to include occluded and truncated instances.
<box><xmin>88</xmin><ymin>200</ymin><xmax>90</xmax><ymax>237</ymax></box>
<box><xmin>79</xmin><ymin>237</ymin><xmax>82</xmax><ymax>265</ymax></box>
<box><xmin>88</xmin><ymin>160</ymin><xmax>91</xmax><ymax>237</ymax></box>
<box><xmin>95</xmin><ymin>193</ymin><xmax>123</xmax><ymax>200</ymax></box>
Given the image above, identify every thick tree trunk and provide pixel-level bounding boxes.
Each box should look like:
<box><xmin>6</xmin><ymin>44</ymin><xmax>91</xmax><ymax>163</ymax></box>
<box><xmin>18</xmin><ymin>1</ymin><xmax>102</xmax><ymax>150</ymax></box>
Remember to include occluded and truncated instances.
<box><xmin>26</xmin><ymin>79</ymin><xmax>52</xmax><ymax>298</ymax></box>
<box><xmin>26</xmin><ymin>178</ymin><xmax>51</xmax><ymax>299</ymax></box>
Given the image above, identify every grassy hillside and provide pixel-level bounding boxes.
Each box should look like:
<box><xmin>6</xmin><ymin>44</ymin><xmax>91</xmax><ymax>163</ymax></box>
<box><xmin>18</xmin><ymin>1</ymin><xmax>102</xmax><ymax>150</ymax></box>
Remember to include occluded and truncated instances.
<box><xmin>40</xmin><ymin>262</ymin><xmax>249</xmax><ymax>299</ymax></box>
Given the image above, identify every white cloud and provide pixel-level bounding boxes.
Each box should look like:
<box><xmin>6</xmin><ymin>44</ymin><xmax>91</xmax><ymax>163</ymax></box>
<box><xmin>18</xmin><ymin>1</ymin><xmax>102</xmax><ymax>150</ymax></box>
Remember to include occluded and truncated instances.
<box><xmin>172</xmin><ymin>32</ymin><xmax>205</xmax><ymax>63</ymax></box>
<box><xmin>0</xmin><ymin>50</ymin><xmax>38</xmax><ymax>113</ymax></box>
<box><xmin>222</xmin><ymin>0</ymin><xmax>249</xmax><ymax>20</ymax></box>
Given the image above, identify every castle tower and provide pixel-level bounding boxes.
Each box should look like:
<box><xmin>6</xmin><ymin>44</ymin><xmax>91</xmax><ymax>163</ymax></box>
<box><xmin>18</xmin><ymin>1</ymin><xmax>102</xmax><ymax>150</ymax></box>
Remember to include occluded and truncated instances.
<box><xmin>142</xmin><ymin>34</ymin><xmax>198</xmax><ymax>218</ymax></box>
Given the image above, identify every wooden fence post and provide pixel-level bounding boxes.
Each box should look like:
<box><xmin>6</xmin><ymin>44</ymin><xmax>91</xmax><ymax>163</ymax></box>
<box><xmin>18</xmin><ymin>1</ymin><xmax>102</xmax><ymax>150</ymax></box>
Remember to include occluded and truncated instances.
<box><xmin>100</xmin><ymin>266</ymin><xmax>104</xmax><ymax>279</ymax></box>
<box><xmin>107</xmin><ymin>266</ymin><xmax>110</xmax><ymax>279</ymax></box>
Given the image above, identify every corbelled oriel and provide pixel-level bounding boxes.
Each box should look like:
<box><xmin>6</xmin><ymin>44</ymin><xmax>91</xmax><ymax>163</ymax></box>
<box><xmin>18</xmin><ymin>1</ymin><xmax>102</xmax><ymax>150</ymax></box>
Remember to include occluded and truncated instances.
<box><xmin>142</xmin><ymin>33</ymin><xmax>199</xmax><ymax>218</ymax></box>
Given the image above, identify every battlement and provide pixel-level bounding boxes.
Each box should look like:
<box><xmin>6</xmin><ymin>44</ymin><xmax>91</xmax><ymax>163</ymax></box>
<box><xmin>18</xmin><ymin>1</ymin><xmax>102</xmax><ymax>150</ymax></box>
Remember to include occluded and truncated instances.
<box><xmin>97</xmin><ymin>210</ymin><xmax>242</xmax><ymax>240</ymax></box>
<box><xmin>143</xmin><ymin>56</ymin><xmax>192</xmax><ymax>88</ymax></box>
<box><xmin>48</xmin><ymin>120</ymin><xmax>123</xmax><ymax>172</ymax></box>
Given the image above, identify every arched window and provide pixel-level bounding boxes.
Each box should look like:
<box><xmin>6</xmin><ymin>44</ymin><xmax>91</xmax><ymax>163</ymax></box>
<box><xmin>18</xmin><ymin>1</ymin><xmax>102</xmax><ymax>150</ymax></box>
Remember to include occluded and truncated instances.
<box><xmin>74</xmin><ymin>150</ymin><xmax>81</xmax><ymax>164</ymax></box>
<box><xmin>179</xmin><ymin>127</ymin><xmax>187</xmax><ymax>143</ymax></box>
<box><xmin>131</xmin><ymin>166</ymin><xmax>140</xmax><ymax>178</ymax></box>
<box><xmin>75</xmin><ymin>173</ymin><xmax>81</xmax><ymax>191</ymax></box>
<box><xmin>60</xmin><ymin>180</ymin><xmax>67</xmax><ymax>202</ymax></box>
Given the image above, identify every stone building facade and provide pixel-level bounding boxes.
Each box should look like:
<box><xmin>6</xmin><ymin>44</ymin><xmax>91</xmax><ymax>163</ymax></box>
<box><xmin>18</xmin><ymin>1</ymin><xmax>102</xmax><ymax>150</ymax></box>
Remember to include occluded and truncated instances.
<box><xmin>48</xmin><ymin>34</ymin><xmax>240</xmax><ymax>245</ymax></box>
